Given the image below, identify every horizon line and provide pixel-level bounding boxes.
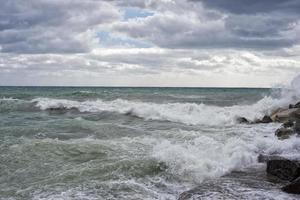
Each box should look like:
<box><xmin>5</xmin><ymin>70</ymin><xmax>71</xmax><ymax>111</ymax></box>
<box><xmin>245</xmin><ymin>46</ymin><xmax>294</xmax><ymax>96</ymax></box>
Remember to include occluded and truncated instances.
<box><xmin>0</xmin><ymin>85</ymin><xmax>273</xmax><ymax>89</ymax></box>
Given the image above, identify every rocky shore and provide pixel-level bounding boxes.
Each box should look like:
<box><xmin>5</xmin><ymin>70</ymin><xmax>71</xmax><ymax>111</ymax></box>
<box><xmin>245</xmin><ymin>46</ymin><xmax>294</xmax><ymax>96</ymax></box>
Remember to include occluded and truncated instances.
<box><xmin>179</xmin><ymin>101</ymin><xmax>300</xmax><ymax>199</ymax></box>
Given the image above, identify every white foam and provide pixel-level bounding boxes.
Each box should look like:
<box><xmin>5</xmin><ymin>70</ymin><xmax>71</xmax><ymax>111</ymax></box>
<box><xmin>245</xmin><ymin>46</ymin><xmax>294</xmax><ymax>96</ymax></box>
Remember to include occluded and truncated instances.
<box><xmin>152</xmin><ymin>134</ymin><xmax>257</xmax><ymax>183</ymax></box>
<box><xmin>150</xmin><ymin>123</ymin><xmax>300</xmax><ymax>183</ymax></box>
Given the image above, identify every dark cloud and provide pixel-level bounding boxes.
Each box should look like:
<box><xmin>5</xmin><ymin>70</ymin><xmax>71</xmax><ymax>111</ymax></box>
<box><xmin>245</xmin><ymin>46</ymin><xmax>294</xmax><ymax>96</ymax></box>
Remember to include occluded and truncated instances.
<box><xmin>193</xmin><ymin>0</ymin><xmax>300</xmax><ymax>14</ymax></box>
<box><xmin>0</xmin><ymin>0</ymin><xmax>300</xmax><ymax>87</ymax></box>
<box><xmin>0</xmin><ymin>0</ymin><xmax>120</xmax><ymax>53</ymax></box>
<box><xmin>113</xmin><ymin>0</ymin><xmax>300</xmax><ymax>50</ymax></box>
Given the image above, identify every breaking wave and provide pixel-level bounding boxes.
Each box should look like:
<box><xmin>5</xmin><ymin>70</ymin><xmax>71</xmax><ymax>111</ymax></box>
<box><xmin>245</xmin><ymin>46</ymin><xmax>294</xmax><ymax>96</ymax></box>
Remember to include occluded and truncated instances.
<box><xmin>29</xmin><ymin>75</ymin><xmax>300</xmax><ymax>126</ymax></box>
<box><xmin>31</xmin><ymin>96</ymin><xmax>274</xmax><ymax>126</ymax></box>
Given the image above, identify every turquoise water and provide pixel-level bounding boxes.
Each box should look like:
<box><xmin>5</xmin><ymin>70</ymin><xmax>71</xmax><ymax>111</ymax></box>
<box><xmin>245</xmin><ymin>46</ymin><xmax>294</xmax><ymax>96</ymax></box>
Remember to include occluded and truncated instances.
<box><xmin>0</xmin><ymin>87</ymin><xmax>299</xmax><ymax>200</ymax></box>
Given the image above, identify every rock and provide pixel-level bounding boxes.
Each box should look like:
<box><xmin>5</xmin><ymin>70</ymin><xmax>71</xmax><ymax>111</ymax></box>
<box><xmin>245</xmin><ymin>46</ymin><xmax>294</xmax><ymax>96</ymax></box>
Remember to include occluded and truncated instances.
<box><xmin>46</xmin><ymin>107</ymin><xmax>79</xmax><ymax>114</ymax></box>
<box><xmin>270</xmin><ymin>108</ymin><xmax>285</xmax><ymax>121</ymax></box>
<box><xmin>282</xmin><ymin>177</ymin><xmax>300</xmax><ymax>194</ymax></box>
<box><xmin>289</xmin><ymin>104</ymin><xmax>294</xmax><ymax>109</ymax></box>
<box><xmin>283</xmin><ymin>120</ymin><xmax>294</xmax><ymax>128</ymax></box>
<box><xmin>294</xmin><ymin>120</ymin><xmax>300</xmax><ymax>133</ymax></box>
<box><xmin>236</xmin><ymin>117</ymin><xmax>249</xmax><ymax>124</ymax></box>
<box><xmin>271</xmin><ymin>108</ymin><xmax>299</xmax><ymax>122</ymax></box>
<box><xmin>252</xmin><ymin>119</ymin><xmax>262</xmax><ymax>124</ymax></box>
<box><xmin>261</xmin><ymin>115</ymin><xmax>273</xmax><ymax>123</ymax></box>
<box><xmin>292</xmin><ymin>109</ymin><xmax>300</xmax><ymax>120</ymax></box>
<box><xmin>267</xmin><ymin>158</ymin><xmax>300</xmax><ymax>181</ymax></box>
<box><xmin>257</xmin><ymin>154</ymin><xmax>286</xmax><ymax>163</ymax></box>
<box><xmin>294</xmin><ymin>102</ymin><xmax>300</xmax><ymax>108</ymax></box>
<box><xmin>275</xmin><ymin>127</ymin><xmax>294</xmax><ymax>139</ymax></box>
<box><xmin>251</xmin><ymin>116</ymin><xmax>272</xmax><ymax>124</ymax></box>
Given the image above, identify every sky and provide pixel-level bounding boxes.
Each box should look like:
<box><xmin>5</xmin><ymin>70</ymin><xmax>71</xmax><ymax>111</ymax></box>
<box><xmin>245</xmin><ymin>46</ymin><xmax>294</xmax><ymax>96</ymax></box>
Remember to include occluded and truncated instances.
<box><xmin>0</xmin><ymin>0</ymin><xmax>300</xmax><ymax>87</ymax></box>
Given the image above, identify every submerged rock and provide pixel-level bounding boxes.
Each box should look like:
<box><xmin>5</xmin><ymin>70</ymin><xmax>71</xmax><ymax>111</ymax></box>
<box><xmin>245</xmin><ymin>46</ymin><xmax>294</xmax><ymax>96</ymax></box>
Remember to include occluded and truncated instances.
<box><xmin>282</xmin><ymin>177</ymin><xmax>300</xmax><ymax>194</ymax></box>
<box><xmin>266</xmin><ymin>158</ymin><xmax>300</xmax><ymax>181</ymax></box>
<box><xmin>261</xmin><ymin>115</ymin><xmax>273</xmax><ymax>123</ymax></box>
<box><xmin>275</xmin><ymin>127</ymin><xmax>294</xmax><ymax>139</ymax></box>
<box><xmin>236</xmin><ymin>117</ymin><xmax>249</xmax><ymax>124</ymax></box>
<box><xmin>46</xmin><ymin>106</ymin><xmax>79</xmax><ymax>114</ymax></box>
<box><xmin>283</xmin><ymin>120</ymin><xmax>294</xmax><ymax>128</ymax></box>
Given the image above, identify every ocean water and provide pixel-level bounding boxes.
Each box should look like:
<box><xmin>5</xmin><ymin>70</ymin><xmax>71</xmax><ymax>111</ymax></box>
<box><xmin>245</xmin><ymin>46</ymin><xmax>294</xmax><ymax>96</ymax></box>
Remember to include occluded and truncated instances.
<box><xmin>1</xmin><ymin>85</ymin><xmax>300</xmax><ymax>200</ymax></box>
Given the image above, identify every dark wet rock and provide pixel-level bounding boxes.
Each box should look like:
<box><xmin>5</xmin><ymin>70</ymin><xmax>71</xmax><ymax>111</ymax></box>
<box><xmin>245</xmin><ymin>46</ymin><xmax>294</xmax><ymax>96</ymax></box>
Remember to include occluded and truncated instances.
<box><xmin>236</xmin><ymin>117</ymin><xmax>249</xmax><ymax>124</ymax></box>
<box><xmin>282</xmin><ymin>177</ymin><xmax>300</xmax><ymax>194</ymax></box>
<box><xmin>271</xmin><ymin>108</ymin><xmax>299</xmax><ymax>122</ymax></box>
<box><xmin>267</xmin><ymin>158</ymin><xmax>300</xmax><ymax>181</ymax></box>
<box><xmin>295</xmin><ymin>120</ymin><xmax>300</xmax><ymax>133</ymax></box>
<box><xmin>46</xmin><ymin>107</ymin><xmax>79</xmax><ymax>114</ymax></box>
<box><xmin>258</xmin><ymin>154</ymin><xmax>285</xmax><ymax>163</ymax></box>
<box><xmin>47</xmin><ymin>107</ymin><xmax>66</xmax><ymax>111</ymax></box>
<box><xmin>294</xmin><ymin>102</ymin><xmax>300</xmax><ymax>109</ymax></box>
<box><xmin>251</xmin><ymin>119</ymin><xmax>261</xmax><ymax>124</ymax></box>
<box><xmin>283</xmin><ymin>120</ymin><xmax>294</xmax><ymax>128</ymax></box>
<box><xmin>270</xmin><ymin>108</ymin><xmax>285</xmax><ymax>122</ymax></box>
<box><xmin>261</xmin><ymin>115</ymin><xmax>273</xmax><ymax>123</ymax></box>
<box><xmin>178</xmin><ymin>169</ymin><xmax>288</xmax><ymax>200</ymax></box>
<box><xmin>293</xmin><ymin>109</ymin><xmax>300</xmax><ymax>120</ymax></box>
<box><xmin>251</xmin><ymin>116</ymin><xmax>272</xmax><ymax>124</ymax></box>
<box><xmin>275</xmin><ymin>127</ymin><xmax>294</xmax><ymax>139</ymax></box>
<box><xmin>289</xmin><ymin>104</ymin><xmax>294</xmax><ymax>109</ymax></box>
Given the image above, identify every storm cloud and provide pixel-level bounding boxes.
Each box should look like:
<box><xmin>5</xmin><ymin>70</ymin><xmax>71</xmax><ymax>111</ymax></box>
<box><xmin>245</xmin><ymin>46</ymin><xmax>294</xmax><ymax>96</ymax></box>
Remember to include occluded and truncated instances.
<box><xmin>0</xmin><ymin>0</ymin><xmax>119</xmax><ymax>53</ymax></box>
<box><xmin>0</xmin><ymin>0</ymin><xmax>299</xmax><ymax>86</ymax></box>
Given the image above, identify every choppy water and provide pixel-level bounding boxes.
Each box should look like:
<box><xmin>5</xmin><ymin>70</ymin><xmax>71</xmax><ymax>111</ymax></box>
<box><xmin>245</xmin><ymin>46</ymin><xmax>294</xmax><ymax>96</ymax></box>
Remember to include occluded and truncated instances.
<box><xmin>1</xmin><ymin>86</ymin><xmax>300</xmax><ymax>200</ymax></box>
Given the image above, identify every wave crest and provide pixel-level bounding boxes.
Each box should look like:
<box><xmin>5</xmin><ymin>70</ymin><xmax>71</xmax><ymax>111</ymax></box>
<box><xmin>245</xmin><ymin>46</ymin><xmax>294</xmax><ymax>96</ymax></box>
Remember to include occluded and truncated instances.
<box><xmin>32</xmin><ymin>96</ymin><xmax>280</xmax><ymax>125</ymax></box>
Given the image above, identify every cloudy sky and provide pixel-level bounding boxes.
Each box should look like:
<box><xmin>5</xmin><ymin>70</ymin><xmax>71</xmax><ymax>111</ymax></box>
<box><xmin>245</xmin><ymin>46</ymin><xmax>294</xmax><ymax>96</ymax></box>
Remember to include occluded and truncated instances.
<box><xmin>0</xmin><ymin>0</ymin><xmax>300</xmax><ymax>87</ymax></box>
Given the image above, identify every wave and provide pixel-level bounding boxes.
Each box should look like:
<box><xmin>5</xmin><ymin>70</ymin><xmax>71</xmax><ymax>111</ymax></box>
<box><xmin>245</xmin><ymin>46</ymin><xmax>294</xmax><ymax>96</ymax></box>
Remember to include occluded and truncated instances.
<box><xmin>0</xmin><ymin>97</ymin><xmax>38</xmax><ymax>112</ymax></box>
<box><xmin>4</xmin><ymin>74</ymin><xmax>300</xmax><ymax>126</ymax></box>
<box><xmin>31</xmin><ymin>95</ymin><xmax>280</xmax><ymax>126</ymax></box>
<box><xmin>152</xmin><ymin>127</ymin><xmax>300</xmax><ymax>183</ymax></box>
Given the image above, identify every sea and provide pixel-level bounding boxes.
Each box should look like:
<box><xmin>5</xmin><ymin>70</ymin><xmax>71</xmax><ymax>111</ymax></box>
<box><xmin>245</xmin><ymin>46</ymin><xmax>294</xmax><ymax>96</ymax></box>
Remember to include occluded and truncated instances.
<box><xmin>1</xmin><ymin>83</ymin><xmax>300</xmax><ymax>199</ymax></box>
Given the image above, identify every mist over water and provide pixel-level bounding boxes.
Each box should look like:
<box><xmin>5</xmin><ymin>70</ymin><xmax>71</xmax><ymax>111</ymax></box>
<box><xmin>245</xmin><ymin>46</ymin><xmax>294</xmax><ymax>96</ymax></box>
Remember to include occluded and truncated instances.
<box><xmin>0</xmin><ymin>78</ymin><xmax>300</xmax><ymax>200</ymax></box>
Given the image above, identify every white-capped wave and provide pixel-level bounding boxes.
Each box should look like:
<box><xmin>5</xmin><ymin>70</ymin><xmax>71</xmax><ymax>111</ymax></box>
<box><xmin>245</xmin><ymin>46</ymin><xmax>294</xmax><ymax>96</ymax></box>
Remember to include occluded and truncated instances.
<box><xmin>32</xmin><ymin>96</ymin><xmax>277</xmax><ymax>126</ymax></box>
<box><xmin>30</xmin><ymin>74</ymin><xmax>300</xmax><ymax>126</ymax></box>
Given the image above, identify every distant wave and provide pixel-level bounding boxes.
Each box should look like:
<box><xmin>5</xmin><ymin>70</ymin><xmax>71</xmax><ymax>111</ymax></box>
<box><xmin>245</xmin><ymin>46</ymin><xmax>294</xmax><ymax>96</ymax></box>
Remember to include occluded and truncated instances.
<box><xmin>0</xmin><ymin>97</ymin><xmax>38</xmax><ymax>112</ymax></box>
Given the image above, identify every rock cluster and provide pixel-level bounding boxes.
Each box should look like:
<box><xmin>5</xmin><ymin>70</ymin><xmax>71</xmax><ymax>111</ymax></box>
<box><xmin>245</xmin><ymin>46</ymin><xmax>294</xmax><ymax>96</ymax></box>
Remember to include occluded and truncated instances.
<box><xmin>237</xmin><ymin>101</ymin><xmax>300</xmax><ymax>140</ymax></box>
<box><xmin>258</xmin><ymin>155</ymin><xmax>300</xmax><ymax>194</ymax></box>
<box><xmin>255</xmin><ymin>101</ymin><xmax>300</xmax><ymax>195</ymax></box>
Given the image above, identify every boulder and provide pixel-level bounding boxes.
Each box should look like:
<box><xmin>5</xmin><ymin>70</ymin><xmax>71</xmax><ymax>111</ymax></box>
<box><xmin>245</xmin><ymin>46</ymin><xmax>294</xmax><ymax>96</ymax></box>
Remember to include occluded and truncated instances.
<box><xmin>282</xmin><ymin>177</ymin><xmax>300</xmax><ymax>194</ymax></box>
<box><xmin>266</xmin><ymin>158</ymin><xmax>300</xmax><ymax>181</ymax></box>
<box><xmin>271</xmin><ymin>108</ymin><xmax>299</xmax><ymax>122</ymax></box>
<box><xmin>261</xmin><ymin>115</ymin><xmax>273</xmax><ymax>123</ymax></box>
<box><xmin>251</xmin><ymin>115</ymin><xmax>273</xmax><ymax>124</ymax></box>
<box><xmin>257</xmin><ymin>154</ymin><xmax>286</xmax><ymax>163</ymax></box>
<box><xmin>46</xmin><ymin>106</ymin><xmax>79</xmax><ymax>114</ymax></box>
<box><xmin>275</xmin><ymin>127</ymin><xmax>294</xmax><ymax>139</ymax></box>
<box><xmin>282</xmin><ymin>120</ymin><xmax>294</xmax><ymax>128</ymax></box>
<box><xmin>294</xmin><ymin>120</ymin><xmax>300</xmax><ymax>133</ymax></box>
<box><xmin>270</xmin><ymin>108</ymin><xmax>285</xmax><ymax>121</ymax></box>
<box><xmin>292</xmin><ymin>109</ymin><xmax>300</xmax><ymax>119</ymax></box>
<box><xmin>294</xmin><ymin>102</ymin><xmax>300</xmax><ymax>108</ymax></box>
<box><xmin>236</xmin><ymin>117</ymin><xmax>249</xmax><ymax>124</ymax></box>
